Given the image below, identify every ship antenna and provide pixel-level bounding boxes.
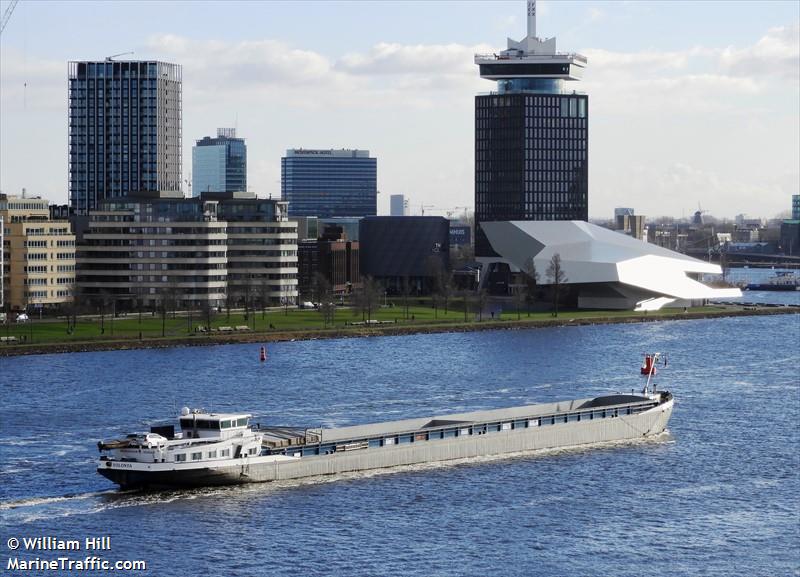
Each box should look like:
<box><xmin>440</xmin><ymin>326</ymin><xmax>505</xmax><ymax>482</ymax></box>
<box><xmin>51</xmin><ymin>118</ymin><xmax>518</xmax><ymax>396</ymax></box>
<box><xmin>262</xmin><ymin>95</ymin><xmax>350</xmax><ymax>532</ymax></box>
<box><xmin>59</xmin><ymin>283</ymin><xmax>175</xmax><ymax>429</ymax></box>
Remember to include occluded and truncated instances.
<box><xmin>643</xmin><ymin>352</ymin><xmax>661</xmax><ymax>395</ymax></box>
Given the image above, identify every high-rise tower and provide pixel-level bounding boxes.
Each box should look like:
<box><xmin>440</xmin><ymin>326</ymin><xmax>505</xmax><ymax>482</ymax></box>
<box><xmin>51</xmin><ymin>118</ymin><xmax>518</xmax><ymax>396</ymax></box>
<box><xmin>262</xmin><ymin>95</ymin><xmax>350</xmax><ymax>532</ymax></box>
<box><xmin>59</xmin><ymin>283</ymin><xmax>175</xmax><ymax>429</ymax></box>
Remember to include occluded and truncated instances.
<box><xmin>68</xmin><ymin>60</ymin><xmax>182</xmax><ymax>215</ymax></box>
<box><xmin>281</xmin><ymin>149</ymin><xmax>377</xmax><ymax>218</ymax></box>
<box><xmin>474</xmin><ymin>0</ymin><xmax>588</xmax><ymax>257</ymax></box>
<box><xmin>192</xmin><ymin>128</ymin><xmax>247</xmax><ymax>196</ymax></box>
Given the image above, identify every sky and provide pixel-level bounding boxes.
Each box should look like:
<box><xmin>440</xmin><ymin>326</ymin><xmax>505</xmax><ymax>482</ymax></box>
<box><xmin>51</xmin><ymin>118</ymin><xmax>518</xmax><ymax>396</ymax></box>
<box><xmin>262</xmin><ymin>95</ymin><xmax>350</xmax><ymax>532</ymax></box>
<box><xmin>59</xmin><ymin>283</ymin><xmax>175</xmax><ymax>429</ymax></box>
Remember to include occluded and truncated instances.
<box><xmin>0</xmin><ymin>0</ymin><xmax>798</xmax><ymax>220</ymax></box>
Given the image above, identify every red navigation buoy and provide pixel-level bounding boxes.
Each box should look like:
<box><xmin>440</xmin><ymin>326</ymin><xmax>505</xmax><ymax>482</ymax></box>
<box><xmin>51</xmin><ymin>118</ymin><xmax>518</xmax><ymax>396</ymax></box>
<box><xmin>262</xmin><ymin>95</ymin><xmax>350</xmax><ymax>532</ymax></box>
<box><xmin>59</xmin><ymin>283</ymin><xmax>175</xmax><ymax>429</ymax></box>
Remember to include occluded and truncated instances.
<box><xmin>260</xmin><ymin>346</ymin><xmax>267</xmax><ymax>362</ymax></box>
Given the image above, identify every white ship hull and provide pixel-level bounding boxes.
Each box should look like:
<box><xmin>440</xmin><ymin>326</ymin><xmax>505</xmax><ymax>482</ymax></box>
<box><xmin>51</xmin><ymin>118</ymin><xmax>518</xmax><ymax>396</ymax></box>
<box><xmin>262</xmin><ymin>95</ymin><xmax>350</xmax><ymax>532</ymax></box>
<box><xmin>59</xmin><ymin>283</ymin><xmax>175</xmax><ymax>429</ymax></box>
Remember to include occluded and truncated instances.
<box><xmin>98</xmin><ymin>397</ymin><xmax>673</xmax><ymax>489</ymax></box>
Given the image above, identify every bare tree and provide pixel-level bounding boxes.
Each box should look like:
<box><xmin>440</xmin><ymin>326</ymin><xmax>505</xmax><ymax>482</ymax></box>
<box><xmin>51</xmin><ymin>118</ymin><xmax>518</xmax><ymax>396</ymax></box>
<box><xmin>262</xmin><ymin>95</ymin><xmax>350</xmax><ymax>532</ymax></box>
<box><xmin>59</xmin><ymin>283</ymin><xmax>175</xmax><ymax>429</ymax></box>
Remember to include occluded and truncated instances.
<box><xmin>400</xmin><ymin>276</ymin><xmax>412</xmax><ymax>320</ymax></box>
<box><xmin>459</xmin><ymin>289</ymin><xmax>470</xmax><ymax>322</ymax></box>
<box><xmin>522</xmin><ymin>257</ymin><xmax>540</xmax><ymax>317</ymax></box>
<box><xmin>131</xmin><ymin>284</ymin><xmax>146</xmax><ymax>340</ymax></box>
<box><xmin>224</xmin><ymin>284</ymin><xmax>237</xmax><ymax>322</ymax></box>
<box><xmin>545</xmin><ymin>253</ymin><xmax>568</xmax><ymax>317</ymax></box>
<box><xmin>473</xmin><ymin>289</ymin><xmax>488</xmax><ymax>321</ymax></box>
<box><xmin>426</xmin><ymin>255</ymin><xmax>453</xmax><ymax>316</ymax></box>
<box><xmin>258</xmin><ymin>275</ymin><xmax>271</xmax><ymax>320</ymax></box>
<box><xmin>162</xmin><ymin>276</ymin><xmax>181</xmax><ymax>320</ymax></box>
<box><xmin>353</xmin><ymin>275</ymin><xmax>381</xmax><ymax>322</ymax></box>
<box><xmin>66</xmin><ymin>284</ymin><xmax>86</xmax><ymax>336</ymax></box>
<box><xmin>314</xmin><ymin>273</ymin><xmax>335</xmax><ymax>328</ymax></box>
<box><xmin>202</xmin><ymin>300</ymin><xmax>216</xmax><ymax>335</ymax></box>
<box><xmin>157</xmin><ymin>287</ymin><xmax>168</xmax><ymax>337</ymax></box>
<box><xmin>513</xmin><ymin>283</ymin><xmax>526</xmax><ymax>320</ymax></box>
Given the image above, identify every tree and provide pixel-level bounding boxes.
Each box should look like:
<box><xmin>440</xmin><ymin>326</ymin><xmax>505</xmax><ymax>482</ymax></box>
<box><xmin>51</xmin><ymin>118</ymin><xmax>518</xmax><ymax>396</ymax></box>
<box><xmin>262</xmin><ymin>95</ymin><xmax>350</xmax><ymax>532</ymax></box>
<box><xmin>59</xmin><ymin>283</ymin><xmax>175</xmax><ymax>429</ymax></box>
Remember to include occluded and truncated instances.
<box><xmin>314</xmin><ymin>274</ymin><xmax>335</xmax><ymax>328</ymax></box>
<box><xmin>162</xmin><ymin>276</ymin><xmax>181</xmax><ymax>321</ymax></box>
<box><xmin>202</xmin><ymin>300</ymin><xmax>216</xmax><ymax>335</ymax></box>
<box><xmin>258</xmin><ymin>275</ymin><xmax>272</xmax><ymax>320</ymax></box>
<box><xmin>513</xmin><ymin>283</ymin><xmax>525</xmax><ymax>320</ymax></box>
<box><xmin>426</xmin><ymin>255</ymin><xmax>453</xmax><ymax>316</ymax></box>
<box><xmin>545</xmin><ymin>253</ymin><xmax>568</xmax><ymax>317</ymax></box>
<box><xmin>131</xmin><ymin>284</ymin><xmax>146</xmax><ymax>340</ymax></box>
<box><xmin>98</xmin><ymin>290</ymin><xmax>113</xmax><ymax>336</ymax></box>
<box><xmin>157</xmin><ymin>288</ymin><xmax>168</xmax><ymax>337</ymax></box>
<box><xmin>460</xmin><ymin>289</ymin><xmax>470</xmax><ymax>322</ymax></box>
<box><xmin>353</xmin><ymin>275</ymin><xmax>381</xmax><ymax>322</ymax></box>
<box><xmin>224</xmin><ymin>284</ymin><xmax>237</xmax><ymax>321</ymax></box>
<box><xmin>66</xmin><ymin>284</ymin><xmax>86</xmax><ymax>336</ymax></box>
<box><xmin>522</xmin><ymin>257</ymin><xmax>540</xmax><ymax>317</ymax></box>
<box><xmin>473</xmin><ymin>289</ymin><xmax>488</xmax><ymax>321</ymax></box>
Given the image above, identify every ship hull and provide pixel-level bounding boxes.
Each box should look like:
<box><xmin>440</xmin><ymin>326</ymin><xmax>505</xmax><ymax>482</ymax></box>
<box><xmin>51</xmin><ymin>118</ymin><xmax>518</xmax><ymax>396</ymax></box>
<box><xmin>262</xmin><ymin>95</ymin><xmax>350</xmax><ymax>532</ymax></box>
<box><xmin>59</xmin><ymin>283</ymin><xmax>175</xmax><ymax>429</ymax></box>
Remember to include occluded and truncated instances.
<box><xmin>98</xmin><ymin>400</ymin><xmax>673</xmax><ymax>490</ymax></box>
<box><xmin>744</xmin><ymin>284</ymin><xmax>799</xmax><ymax>291</ymax></box>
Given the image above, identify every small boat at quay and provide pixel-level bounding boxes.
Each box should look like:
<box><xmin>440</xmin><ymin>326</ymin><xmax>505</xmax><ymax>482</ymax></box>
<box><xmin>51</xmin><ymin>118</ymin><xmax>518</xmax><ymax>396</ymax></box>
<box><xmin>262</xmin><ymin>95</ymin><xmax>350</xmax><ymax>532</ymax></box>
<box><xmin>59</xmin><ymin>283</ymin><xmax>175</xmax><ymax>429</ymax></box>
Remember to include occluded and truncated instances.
<box><xmin>745</xmin><ymin>271</ymin><xmax>799</xmax><ymax>291</ymax></box>
<box><xmin>97</xmin><ymin>354</ymin><xmax>674</xmax><ymax>489</ymax></box>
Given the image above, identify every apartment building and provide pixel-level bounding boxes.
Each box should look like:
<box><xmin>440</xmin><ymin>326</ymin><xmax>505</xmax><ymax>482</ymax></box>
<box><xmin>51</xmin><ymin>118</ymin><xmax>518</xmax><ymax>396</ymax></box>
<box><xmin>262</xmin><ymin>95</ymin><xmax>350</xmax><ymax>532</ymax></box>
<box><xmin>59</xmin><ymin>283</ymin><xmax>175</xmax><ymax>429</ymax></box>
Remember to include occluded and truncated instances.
<box><xmin>0</xmin><ymin>194</ymin><xmax>76</xmax><ymax>311</ymax></box>
<box><xmin>77</xmin><ymin>191</ymin><xmax>297</xmax><ymax>309</ymax></box>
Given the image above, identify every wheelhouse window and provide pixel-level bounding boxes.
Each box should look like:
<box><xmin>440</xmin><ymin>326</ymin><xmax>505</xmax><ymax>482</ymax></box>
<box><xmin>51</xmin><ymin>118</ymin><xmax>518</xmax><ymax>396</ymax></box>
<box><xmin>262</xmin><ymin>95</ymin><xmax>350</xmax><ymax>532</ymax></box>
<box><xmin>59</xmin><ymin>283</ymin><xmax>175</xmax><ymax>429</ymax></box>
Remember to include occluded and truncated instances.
<box><xmin>191</xmin><ymin>452</ymin><xmax>202</xmax><ymax>460</ymax></box>
<box><xmin>208</xmin><ymin>450</ymin><xmax>217</xmax><ymax>459</ymax></box>
<box><xmin>180</xmin><ymin>418</ymin><xmax>221</xmax><ymax>430</ymax></box>
<box><xmin>175</xmin><ymin>454</ymin><xmax>186</xmax><ymax>462</ymax></box>
<box><xmin>221</xmin><ymin>449</ymin><xmax>230</xmax><ymax>457</ymax></box>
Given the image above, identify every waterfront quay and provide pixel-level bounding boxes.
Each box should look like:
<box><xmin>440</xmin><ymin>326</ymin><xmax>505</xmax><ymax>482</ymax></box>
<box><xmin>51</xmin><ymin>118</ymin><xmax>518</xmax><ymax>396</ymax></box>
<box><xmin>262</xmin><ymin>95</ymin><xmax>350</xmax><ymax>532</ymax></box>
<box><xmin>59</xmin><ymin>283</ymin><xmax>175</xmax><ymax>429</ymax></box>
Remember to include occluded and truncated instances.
<box><xmin>0</xmin><ymin>302</ymin><xmax>796</xmax><ymax>357</ymax></box>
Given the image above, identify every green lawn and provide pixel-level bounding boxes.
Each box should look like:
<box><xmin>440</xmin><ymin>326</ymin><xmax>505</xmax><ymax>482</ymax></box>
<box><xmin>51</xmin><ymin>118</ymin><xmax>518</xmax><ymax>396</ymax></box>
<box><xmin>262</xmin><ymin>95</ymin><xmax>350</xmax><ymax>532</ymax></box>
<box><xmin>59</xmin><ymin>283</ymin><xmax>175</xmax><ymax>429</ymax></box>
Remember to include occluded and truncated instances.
<box><xmin>0</xmin><ymin>302</ymin><xmax>732</xmax><ymax>347</ymax></box>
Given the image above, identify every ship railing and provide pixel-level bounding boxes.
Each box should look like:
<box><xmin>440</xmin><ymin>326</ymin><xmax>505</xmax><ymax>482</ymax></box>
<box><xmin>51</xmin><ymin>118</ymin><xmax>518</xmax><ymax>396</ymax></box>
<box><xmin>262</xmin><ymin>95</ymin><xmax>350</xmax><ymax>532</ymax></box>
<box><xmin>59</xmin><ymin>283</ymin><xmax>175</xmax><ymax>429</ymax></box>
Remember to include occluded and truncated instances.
<box><xmin>474</xmin><ymin>52</ymin><xmax>587</xmax><ymax>63</ymax></box>
<box><xmin>477</xmin><ymin>89</ymin><xmax>587</xmax><ymax>96</ymax></box>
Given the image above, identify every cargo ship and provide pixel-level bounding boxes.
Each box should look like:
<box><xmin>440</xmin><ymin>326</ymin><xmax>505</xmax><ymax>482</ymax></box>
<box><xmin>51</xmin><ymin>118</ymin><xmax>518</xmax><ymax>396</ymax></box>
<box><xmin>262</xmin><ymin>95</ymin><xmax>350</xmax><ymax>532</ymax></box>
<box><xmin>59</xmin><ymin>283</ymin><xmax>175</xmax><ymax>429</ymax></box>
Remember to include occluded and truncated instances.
<box><xmin>97</xmin><ymin>355</ymin><xmax>674</xmax><ymax>489</ymax></box>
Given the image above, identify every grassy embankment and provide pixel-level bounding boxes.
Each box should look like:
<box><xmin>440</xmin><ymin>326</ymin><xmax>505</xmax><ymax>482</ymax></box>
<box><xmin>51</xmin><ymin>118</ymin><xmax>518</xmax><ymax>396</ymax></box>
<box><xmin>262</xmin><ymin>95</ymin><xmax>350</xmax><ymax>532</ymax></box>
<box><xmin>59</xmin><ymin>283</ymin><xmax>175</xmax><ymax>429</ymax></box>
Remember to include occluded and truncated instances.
<box><xmin>2</xmin><ymin>301</ymin><xmax>794</xmax><ymax>357</ymax></box>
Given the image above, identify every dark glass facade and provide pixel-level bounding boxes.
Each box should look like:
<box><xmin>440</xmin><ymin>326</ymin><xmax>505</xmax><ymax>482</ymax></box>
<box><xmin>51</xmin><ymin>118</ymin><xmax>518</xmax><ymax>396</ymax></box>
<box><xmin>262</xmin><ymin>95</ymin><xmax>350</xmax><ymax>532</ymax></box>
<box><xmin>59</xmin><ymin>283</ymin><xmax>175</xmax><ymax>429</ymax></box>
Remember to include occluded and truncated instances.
<box><xmin>359</xmin><ymin>217</ymin><xmax>449</xmax><ymax>295</ymax></box>
<box><xmin>68</xmin><ymin>61</ymin><xmax>182</xmax><ymax>215</ymax></box>
<box><xmin>281</xmin><ymin>150</ymin><xmax>377</xmax><ymax>218</ymax></box>
<box><xmin>475</xmin><ymin>92</ymin><xmax>588</xmax><ymax>257</ymax></box>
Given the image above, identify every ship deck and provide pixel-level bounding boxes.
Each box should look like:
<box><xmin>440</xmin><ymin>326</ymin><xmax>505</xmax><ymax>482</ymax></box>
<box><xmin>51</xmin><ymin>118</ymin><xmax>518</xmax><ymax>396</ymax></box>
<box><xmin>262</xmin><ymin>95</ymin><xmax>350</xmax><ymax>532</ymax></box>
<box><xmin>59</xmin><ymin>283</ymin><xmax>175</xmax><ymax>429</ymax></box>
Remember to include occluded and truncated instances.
<box><xmin>257</xmin><ymin>394</ymin><xmax>660</xmax><ymax>451</ymax></box>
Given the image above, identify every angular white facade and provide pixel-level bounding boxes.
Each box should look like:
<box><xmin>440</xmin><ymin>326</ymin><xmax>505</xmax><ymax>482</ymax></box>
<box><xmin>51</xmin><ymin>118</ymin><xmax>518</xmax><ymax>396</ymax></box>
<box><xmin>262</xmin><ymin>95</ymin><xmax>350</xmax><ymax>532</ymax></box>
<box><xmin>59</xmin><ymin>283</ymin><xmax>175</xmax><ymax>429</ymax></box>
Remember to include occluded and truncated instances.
<box><xmin>480</xmin><ymin>221</ymin><xmax>741</xmax><ymax>310</ymax></box>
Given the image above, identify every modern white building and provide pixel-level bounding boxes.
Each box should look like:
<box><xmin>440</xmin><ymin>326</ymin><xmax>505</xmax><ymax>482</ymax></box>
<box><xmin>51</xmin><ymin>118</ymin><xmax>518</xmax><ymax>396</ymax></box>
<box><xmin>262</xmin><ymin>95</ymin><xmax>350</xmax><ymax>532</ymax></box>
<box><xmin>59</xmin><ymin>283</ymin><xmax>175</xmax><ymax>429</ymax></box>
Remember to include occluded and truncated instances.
<box><xmin>479</xmin><ymin>220</ymin><xmax>741</xmax><ymax>311</ymax></box>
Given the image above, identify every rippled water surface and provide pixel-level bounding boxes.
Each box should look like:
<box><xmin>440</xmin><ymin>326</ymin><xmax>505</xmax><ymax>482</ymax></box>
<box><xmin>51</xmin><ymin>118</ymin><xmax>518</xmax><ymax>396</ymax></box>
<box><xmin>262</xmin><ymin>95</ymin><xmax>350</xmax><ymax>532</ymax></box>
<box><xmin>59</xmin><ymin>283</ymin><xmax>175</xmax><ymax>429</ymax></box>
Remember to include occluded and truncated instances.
<box><xmin>1</xmin><ymin>315</ymin><xmax>798</xmax><ymax>576</ymax></box>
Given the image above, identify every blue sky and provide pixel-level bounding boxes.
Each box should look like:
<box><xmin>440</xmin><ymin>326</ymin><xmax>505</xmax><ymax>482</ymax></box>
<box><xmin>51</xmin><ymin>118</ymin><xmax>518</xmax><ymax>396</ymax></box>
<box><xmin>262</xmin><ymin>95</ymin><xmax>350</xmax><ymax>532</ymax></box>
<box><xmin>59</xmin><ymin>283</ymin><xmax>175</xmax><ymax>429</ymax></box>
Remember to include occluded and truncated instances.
<box><xmin>1</xmin><ymin>0</ymin><xmax>798</xmax><ymax>219</ymax></box>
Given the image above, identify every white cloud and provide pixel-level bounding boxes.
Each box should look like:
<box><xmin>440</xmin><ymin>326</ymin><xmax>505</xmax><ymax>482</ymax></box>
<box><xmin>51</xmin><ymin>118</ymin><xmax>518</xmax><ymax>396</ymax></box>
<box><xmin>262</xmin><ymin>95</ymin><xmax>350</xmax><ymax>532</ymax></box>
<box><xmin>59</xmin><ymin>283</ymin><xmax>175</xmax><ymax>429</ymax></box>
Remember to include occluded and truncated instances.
<box><xmin>337</xmin><ymin>42</ymin><xmax>486</xmax><ymax>76</ymax></box>
<box><xmin>719</xmin><ymin>23</ymin><xmax>800</xmax><ymax>79</ymax></box>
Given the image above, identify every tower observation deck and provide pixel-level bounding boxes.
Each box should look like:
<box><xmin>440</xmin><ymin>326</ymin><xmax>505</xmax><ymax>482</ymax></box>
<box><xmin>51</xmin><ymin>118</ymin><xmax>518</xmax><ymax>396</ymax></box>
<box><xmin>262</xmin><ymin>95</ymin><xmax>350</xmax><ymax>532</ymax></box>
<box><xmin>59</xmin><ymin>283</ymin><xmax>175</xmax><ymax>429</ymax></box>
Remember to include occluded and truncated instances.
<box><xmin>474</xmin><ymin>0</ymin><xmax>586</xmax><ymax>94</ymax></box>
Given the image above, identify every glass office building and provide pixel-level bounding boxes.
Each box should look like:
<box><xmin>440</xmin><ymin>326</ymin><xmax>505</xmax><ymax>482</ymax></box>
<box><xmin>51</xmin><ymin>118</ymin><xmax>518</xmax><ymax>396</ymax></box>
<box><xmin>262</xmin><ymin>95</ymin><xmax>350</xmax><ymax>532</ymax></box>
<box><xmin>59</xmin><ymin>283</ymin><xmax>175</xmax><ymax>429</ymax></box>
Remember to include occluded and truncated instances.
<box><xmin>68</xmin><ymin>60</ymin><xmax>182</xmax><ymax>215</ymax></box>
<box><xmin>474</xmin><ymin>1</ymin><xmax>588</xmax><ymax>257</ymax></box>
<box><xmin>192</xmin><ymin>128</ymin><xmax>247</xmax><ymax>196</ymax></box>
<box><xmin>281</xmin><ymin>149</ymin><xmax>377</xmax><ymax>218</ymax></box>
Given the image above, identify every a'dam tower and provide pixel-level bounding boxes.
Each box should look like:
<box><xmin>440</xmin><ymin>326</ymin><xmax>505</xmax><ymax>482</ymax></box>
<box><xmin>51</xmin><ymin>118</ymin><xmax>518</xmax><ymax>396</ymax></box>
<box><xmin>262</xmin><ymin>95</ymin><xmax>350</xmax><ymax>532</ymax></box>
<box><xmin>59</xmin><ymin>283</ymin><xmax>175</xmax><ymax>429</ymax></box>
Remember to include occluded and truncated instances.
<box><xmin>474</xmin><ymin>0</ymin><xmax>588</xmax><ymax>259</ymax></box>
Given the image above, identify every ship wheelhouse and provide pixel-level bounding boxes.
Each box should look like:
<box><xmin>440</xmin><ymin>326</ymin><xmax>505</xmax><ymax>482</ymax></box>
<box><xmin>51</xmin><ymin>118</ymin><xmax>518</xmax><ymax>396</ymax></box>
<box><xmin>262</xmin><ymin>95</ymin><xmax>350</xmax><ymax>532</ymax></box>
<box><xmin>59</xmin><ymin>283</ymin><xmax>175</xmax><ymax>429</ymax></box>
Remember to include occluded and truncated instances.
<box><xmin>178</xmin><ymin>410</ymin><xmax>251</xmax><ymax>440</ymax></box>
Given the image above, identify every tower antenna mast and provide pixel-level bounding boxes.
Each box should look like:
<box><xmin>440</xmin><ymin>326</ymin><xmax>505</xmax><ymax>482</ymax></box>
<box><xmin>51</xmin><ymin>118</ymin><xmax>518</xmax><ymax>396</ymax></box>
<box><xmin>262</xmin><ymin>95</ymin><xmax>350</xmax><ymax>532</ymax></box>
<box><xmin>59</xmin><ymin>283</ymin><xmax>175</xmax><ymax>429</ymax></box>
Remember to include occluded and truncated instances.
<box><xmin>527</xmin><ymin>0</ymin><xmax>536</xmax><ymax>40</ymax></box>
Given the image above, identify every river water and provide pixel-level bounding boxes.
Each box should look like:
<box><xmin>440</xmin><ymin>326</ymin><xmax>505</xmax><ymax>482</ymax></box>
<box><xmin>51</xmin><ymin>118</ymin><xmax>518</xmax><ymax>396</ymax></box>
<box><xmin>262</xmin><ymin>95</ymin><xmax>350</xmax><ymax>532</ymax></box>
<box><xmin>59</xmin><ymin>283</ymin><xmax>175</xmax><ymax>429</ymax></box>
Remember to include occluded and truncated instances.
<box><xmin>1</xmin><ymin>314</ymin><xmax>798</xmax><ymax>576</ymax></box>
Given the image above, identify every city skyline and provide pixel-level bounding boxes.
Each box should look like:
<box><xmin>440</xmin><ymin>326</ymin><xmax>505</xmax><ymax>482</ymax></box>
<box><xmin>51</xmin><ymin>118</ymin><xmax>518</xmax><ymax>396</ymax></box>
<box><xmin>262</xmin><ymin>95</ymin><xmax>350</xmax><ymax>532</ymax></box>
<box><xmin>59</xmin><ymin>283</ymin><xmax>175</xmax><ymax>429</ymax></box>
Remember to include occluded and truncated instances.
<box><xmin>0</xmin><ymin>0</ymin><xmax>798</xmax><ymax>219</ymax></box>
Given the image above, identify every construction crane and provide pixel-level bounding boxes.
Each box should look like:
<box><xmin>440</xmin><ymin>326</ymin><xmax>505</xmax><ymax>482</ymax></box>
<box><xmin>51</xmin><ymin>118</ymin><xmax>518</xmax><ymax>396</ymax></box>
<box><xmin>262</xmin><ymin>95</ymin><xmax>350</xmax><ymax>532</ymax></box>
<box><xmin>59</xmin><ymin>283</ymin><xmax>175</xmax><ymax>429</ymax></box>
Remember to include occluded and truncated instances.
<box><xmin>0</xmin><ymin>0</ymin><xmax>20</xmax><ymax>37</ymax></box>
<box><xmin>106</xmin><ymin>51</ymin><xmax>134</xmax><ymax>62</ymax></box>
<box><xmin>445</xmin><ymin>206</ymin><xmax>469</xmax><ymax>218</ymax></box>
